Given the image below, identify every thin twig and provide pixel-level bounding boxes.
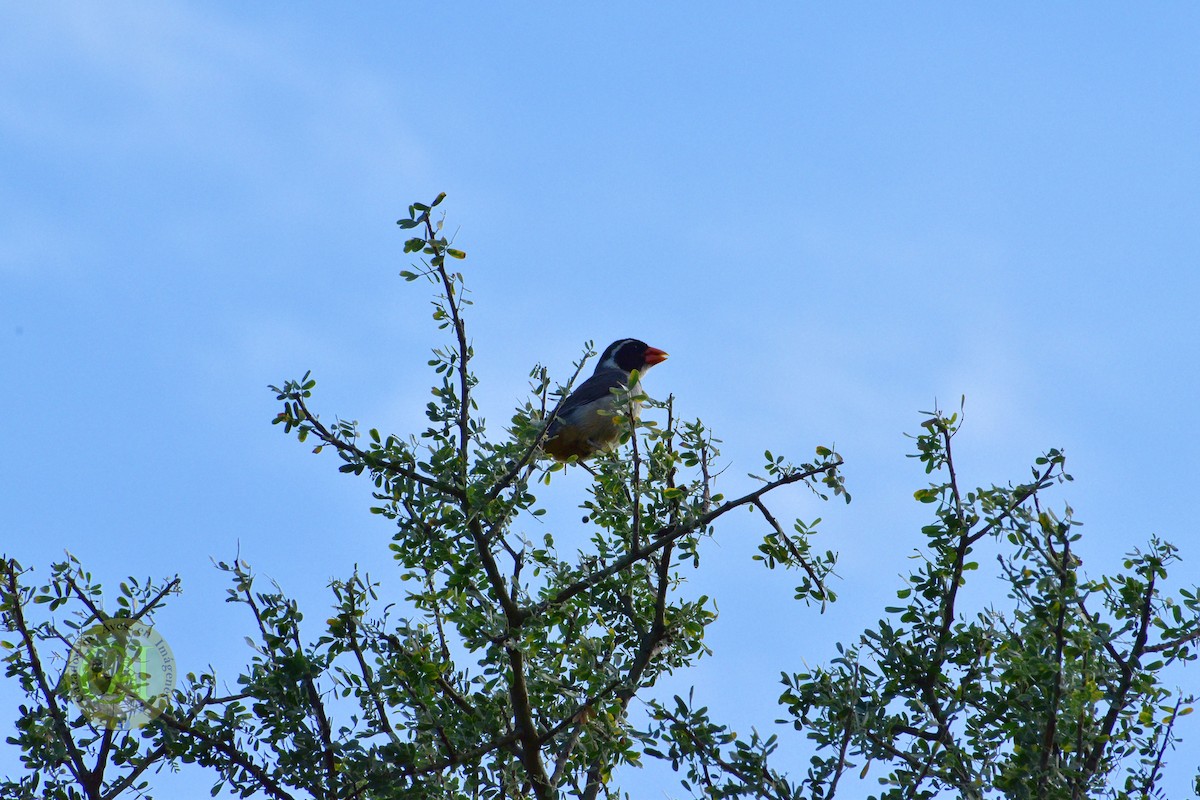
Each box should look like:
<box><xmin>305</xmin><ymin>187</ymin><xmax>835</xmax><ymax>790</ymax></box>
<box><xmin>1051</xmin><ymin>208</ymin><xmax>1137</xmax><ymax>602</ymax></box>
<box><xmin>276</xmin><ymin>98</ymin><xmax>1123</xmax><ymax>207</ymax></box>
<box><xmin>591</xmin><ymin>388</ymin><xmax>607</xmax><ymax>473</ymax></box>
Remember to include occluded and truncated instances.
<box><xmin>480</xmin><ymin>354</ymin><xmax>592</xmax><ymax>511</ymax></box>
<box><xmin>291</xmin><ymin>392</ymin><xmax>462</xmax><ymax>498</ymax></box>
<box><xmin>129</xmin><ymin>577</ymin><xmax>181</xmax><ymax>623</ymax></box>
<box><xmin>1139</xmin><ymin>696</ymin><xmax>1183</xmax><ymax>798</ymax></box>
<box><xmin>423</xmin><ymin>211</ymin><xmax>473</xmax><ymax>482</ymax></box>
<box><xmin>752</xmin><ymin>498</ymin><xmax>828</xmax><ymax>605</ymax></box>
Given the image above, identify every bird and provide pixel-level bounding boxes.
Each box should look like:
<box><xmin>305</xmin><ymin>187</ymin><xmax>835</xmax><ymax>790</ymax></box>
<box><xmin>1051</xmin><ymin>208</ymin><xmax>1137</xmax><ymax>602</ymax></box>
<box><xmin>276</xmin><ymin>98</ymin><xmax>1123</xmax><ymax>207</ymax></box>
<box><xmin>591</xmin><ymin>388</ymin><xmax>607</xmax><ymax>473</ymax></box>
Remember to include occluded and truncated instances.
<box><xmin>543</xmin><ymin>338</ymin><xmax>669</xmax><ymax>461</ymax></box>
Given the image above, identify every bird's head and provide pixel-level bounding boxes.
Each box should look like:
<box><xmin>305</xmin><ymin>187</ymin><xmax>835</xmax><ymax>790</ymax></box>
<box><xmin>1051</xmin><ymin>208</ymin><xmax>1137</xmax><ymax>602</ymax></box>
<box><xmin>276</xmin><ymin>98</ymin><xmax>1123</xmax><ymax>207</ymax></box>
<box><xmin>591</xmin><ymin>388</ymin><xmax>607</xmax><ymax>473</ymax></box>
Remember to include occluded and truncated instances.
<box><xmin>595</xmin><ymin>338</ymin><xmax>669</xmax><ymax>374</ymax></box>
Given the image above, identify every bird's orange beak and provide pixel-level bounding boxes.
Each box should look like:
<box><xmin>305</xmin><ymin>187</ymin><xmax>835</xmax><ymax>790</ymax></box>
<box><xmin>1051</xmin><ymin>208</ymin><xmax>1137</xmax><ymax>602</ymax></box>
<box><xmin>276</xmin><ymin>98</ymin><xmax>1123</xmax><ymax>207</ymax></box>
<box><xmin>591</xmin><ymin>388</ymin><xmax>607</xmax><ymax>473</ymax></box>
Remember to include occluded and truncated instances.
<box><xmin>643</xmin><ymin>346</ymin><xmax>669</xmax><ymax>367</ymax></box>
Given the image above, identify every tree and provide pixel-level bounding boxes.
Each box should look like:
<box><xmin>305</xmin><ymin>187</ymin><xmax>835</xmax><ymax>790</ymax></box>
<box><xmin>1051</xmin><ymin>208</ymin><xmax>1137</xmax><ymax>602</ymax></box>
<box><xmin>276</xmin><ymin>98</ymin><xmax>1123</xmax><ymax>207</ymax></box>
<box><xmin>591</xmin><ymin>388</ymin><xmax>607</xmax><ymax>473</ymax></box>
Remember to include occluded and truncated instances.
<box><xmin>646</xmin><ymin>409</ymin><xmax>1200</xmax><ymax>799</ymax></box>
<box><xmin>1</xmin><ymin>194</ymin><xmax>846</xmax><ymax>800</ymax></box>
<box><xmin>2</xmin><ymin>196</ymin><xmax>1196</xmax><ymax>800</ymax></box>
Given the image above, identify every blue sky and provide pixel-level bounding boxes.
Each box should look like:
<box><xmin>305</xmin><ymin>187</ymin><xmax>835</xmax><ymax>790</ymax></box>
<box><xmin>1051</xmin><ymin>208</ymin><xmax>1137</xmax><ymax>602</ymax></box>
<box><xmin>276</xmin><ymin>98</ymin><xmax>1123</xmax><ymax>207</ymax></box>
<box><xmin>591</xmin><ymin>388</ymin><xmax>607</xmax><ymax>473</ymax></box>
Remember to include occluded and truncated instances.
<box><xmin>3</xmin><ymin>3</ymin><xmax>1199</xmax><ymax>797</ymax></box>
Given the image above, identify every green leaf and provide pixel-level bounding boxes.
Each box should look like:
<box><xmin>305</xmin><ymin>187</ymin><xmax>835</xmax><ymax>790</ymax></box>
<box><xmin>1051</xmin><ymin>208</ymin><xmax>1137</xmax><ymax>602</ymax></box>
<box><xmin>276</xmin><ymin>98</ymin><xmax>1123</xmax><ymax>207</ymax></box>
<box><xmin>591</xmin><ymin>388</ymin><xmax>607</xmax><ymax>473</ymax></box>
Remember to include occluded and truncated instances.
<box><xmin>913</xmin><ymin>488</ymin><xmax>938</xmax><ymax>503</ymax></box>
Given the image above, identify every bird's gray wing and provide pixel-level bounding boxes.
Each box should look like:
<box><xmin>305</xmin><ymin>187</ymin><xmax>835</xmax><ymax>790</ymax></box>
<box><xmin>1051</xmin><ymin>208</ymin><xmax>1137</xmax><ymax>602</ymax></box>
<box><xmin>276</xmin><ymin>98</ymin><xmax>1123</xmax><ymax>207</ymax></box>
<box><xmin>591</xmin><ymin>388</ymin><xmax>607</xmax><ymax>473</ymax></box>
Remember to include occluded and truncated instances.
<box><xmin>547</xmin><ymin>369</ymin><xmax>627</xmax><ymax>432</ymax></box>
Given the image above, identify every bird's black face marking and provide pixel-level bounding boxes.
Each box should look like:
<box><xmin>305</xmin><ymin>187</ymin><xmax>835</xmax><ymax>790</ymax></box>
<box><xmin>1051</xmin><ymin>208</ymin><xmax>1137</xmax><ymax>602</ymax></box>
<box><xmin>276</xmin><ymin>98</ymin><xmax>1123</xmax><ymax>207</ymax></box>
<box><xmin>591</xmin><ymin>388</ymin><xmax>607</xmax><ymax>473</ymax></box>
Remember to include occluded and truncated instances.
<box><xmin>597</xmin><ymin>339</ymin><xmax>651</xmax><ymax>373</ymax></box>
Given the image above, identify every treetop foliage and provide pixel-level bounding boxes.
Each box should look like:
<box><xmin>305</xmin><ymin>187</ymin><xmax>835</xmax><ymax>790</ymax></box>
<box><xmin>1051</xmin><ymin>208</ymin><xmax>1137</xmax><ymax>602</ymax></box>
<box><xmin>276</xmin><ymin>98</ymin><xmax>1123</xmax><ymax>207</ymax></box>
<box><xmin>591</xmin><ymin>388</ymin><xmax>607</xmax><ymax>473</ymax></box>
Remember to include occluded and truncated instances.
<box><xmin>2</xmin><ymin>196</ymin><xmax>1197</xmax><ymax>800</ymax></box>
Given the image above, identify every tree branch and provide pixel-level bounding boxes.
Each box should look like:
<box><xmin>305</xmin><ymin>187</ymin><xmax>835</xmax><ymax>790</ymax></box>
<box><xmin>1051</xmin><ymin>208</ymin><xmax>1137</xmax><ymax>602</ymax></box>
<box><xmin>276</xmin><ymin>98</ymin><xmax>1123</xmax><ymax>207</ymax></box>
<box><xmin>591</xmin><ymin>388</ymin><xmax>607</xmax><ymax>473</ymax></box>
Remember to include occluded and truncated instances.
<box><xmin>1139</xmin><ymin>696</ymin><xmax>1183</xmax><ymax>798</ymax></box>
<box><xmin>423</xmin><ymin>211</ymin><xmax>473</xmax><ymax>481</ymax></box>
<box><xmin>290</xmin><ymin>391</ymin><xmax>463</xmax><ymax>498</ymax></box>
<box><xmin>2</xmin><ymin>562</ymin><xmax>90</xmax><ymax>790</ymax></box>
<box><xmin>154</xmin><ymin>710</ymin><xmax>297</xmax><ymax>800</ymax></box>
<box><xmin>536</xmin><ymin>459</ymin><xmax>842</xmax><ymax>616</ymax></box>
<box><xmin>289</xmin><ymin>619</ymin><xmax>338</xmax><ymax>796</ymax></box>
<box><xmin>654</xmin><ymin>705</ymin><xmax>794</xmax><ymax>800</ymax></box>
<box><xmin>129</xmin><ymin>577</ymin><xmax>181</xmax><ymax>623</ymax></box>
<box><xmin>505</xmin><ymin>642</ymin><xmax>555</xmax><ymax>800</ymax></box>
<box><xmin>1037</xmin><ymin>537</ymin><xmax>1072</xmax><ymax>785</ymax></box>
<box><xmin>1081</xmin><ymin>568</ymin><xmax>1158</xmax><ymax>777</ymax></box>
<box><xmin>479</xmin><ymin>353</ymin><xmax>592</xmax><ymax>510</ymax></box>
<box><xmin>964</xmin><ymin>461</ymin><xmax>1061</xmax><ymax>547</ymax></box>
<box><xmin>752</xmin><ymin>498</ymin><xmax>829</xmax><ymax>605</ymax></box>
<box><xmin>344</xmin><ymin>613</ymin><xmax>402</xmax><ymax>748</ymax></box>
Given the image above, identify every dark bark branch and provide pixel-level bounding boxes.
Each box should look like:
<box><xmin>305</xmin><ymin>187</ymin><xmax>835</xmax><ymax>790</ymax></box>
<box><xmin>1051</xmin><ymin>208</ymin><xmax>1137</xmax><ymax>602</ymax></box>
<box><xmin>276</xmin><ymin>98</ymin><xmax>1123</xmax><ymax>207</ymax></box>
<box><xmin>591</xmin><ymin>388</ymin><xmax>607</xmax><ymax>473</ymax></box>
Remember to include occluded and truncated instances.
<box><xmin>1015</xmin><ymin>526</ymin><xmax>1132</xmax><ymax>676</ymax></box>
<box><xmin>549</xmin><ymin>717</ymin><xmax>588</xmax><ymax>788</ymax></box>
<box><xmin>825</xmin><ymin>719</ymin><xmax>853</xmax><ymax>798</ymax></box>
<box><xmin>129</xmin><ymin>577</ymin><xmax>181</xmax><ymax>623</ymax></box>
<box><xmin>289</xmin><ymin>623</ymin><xmax>337</xmax><ymax>797</ymax></box>
<box><xmin>536</xmin><ymin>459</ymin><xmax>842</xmax><ymax>617</ymax></box>
<box><xmin>894</xmin><ymin>724</ymin><xmax>945</xmax><ymax>742</ymax></box>
<box><xmin>864</xmin><ymin>728</ymin><xmax>952</xmax><ymax>791</ymax></box>
<box><xmin>1038</xmin><ymin>539</ymin><xmax>1072</xmax><ymax>784</ymax></box>
<box><xmin>99</xmin><ymin>740</ymin><xmax>170</xmax><ymax>800</ymax></box>
<box><xmin>242</xmin><ymin>583</ymin><xmax>270</xmax><ymax>642</ymax></box>
<box><xmin>64</xmin><ymin>575</ymin><xmax>106</xmax><ymax>624</ymax></box>
<box><xmin>543</xmin><ymin>675</ymin><xmax>627</xmax><ymax>787</ymax></box>
<box><xmin>83</xmin><ymin>728</ymin><xmax>114</xmax><ymax>798</ymax></box>
<box><xmin>931</xmin><ymin>452</ymin><xmax>1059</xmax><ymax>672</ymax></box>
<box><xmin>582</xmin><ymin>540</ymin><xmax>676</xmax><ymax>800</ymax></box>
<box><xmin>506</xmin><ymin>643</ymin><xmax>555</xmax><ymax>800</ymax></box>
<box><xmin>1144</xmin><ymin>625</ymin><xmax>1200</xmax><ymax>654</ymax></box>
<box><xmin>653</xmin><ymin>706</ymin><xmax>794</xmax><ymax>800</ymax></box>
<box><xmin>345</xmin><ymin>614</ymin><xmax>401</xmax><ymax>746</ymax></box>
<box><xmin>155</xmin><ymin>710</ymin><xmax>297</xmax><ymax>800</ymax></box>
<box><xmin>291</xmin><ymin>392</ymin><xmax>463</xmax><ymax>498</ymax></box>
<box><xmin>1081</xmin><ymin>570</ymin><xmax>1157</xmax><ymax>777</ymax></box>
<box><xmin>933</xmin><ymin>427</ymin><xmax>972</xmax><ymax>663</ymax></box>
<box><xmin>467</xmin><ymin>515</ymin><xmax>523</xmax><ymax>624</ymax></box>
<box><xmin>629</xmin><ymin>394</ymin><xmax>643</xmax><ymax>553</ymax></box>
<box><xmin>395</xmin><ymin>731</ymin><xmax>523</xmax><ymax>781</ymax></box>
<box><xmin>964</xmin><ymin>462</ymin><xmax>1060</xmax><ymax>547</ymax></box>
<box><xmin>2</xmin><ymin>562</ymin><xmax>90</xmax><ymax>789</ymax></box>
<box><xmin>423</xmin><ymin>566</ymin><xmax>453</xmax><ymax>664</ymax></box>
<box><xmin>940</xmin><ymin>420</ymin><xmax>965</xmax><ymax>527</ymax></box>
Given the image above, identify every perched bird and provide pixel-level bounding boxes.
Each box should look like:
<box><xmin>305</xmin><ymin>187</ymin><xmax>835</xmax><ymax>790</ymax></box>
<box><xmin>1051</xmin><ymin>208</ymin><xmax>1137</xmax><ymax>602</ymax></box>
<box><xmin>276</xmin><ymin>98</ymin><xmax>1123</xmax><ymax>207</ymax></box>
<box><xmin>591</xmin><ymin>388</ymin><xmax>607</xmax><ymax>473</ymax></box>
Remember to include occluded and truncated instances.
<box><xmin>543</xmin><ymin>338</ymin><xmax>669</xmax><ymax>461</ymax></box>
